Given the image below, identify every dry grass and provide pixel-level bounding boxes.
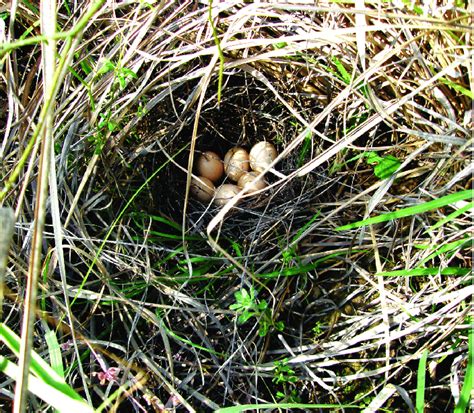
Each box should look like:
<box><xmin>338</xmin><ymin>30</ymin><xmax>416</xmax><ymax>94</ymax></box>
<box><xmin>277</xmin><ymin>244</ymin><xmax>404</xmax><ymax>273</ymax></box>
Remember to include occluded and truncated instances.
<box><xmin>0</xmin><ymin>1</ymin><xmax>472</xmax><ymax>412</ymax></box>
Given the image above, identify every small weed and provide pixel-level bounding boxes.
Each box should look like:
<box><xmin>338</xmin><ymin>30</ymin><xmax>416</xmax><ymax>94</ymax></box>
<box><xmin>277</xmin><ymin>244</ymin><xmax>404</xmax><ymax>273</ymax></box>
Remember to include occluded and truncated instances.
<box><xmin>273</xmin><ymin>358</ymin><xmax>300</xmax><ymax>402</ymax></box>
<box><xmin>136</xmin><ymin>96</ymin><xmax>149</xmax><ymax>117</ymax></box>
<box><xmin>230</xmin><ymin>287</ymin><xmax>267</xmax><ymax>324</ymax></box>
<box><xmin>229</xmin><ymin>287</ymin><xmax>284</xmax><ymax>336</ymax></box>
<box><xmin>276</xmin><ymin>389</ymin><xmax>301</xmax><ymax>403</ymax></box>
<box><xmin>87</xmin><ymin>131</ymin><xmax>107</xmax><ymax>154</ymax></box>
<box><xmin>88</xmin><ymin>109</ymin><xmax>119</xmax><ymax>154</ymax></box>
<box><xmin>84</xmin><ymin>59</ymin><xmax>138</xmax><ymax>153</ymax></box>
<box><xmin>96</xmin><ymin>58</ymin><xmax>138</xmax><ymax>90</ymax></box>
<box><xmin>312</xmin><ymin>321</ymin><xmax>323</xmax><ymax>337</ymax></box>
<box><xmin>98</xmin><ymin>109</ymin><xmax>119</xmax><ymax>133</ymax></box>
<box><xmin>273</xmin><ymin>358</ymin><xmax>298</xmax><ymax>385</ymax></box>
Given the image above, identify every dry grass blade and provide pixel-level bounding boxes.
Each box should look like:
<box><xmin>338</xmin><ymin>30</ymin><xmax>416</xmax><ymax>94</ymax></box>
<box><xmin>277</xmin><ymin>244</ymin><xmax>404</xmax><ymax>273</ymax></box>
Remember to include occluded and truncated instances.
<box><xmin>13</xmin><ymin>1</ymin><xmax>56</xmax><ymax>411</ymax></box>
<box><xmin>0</xmin><ymin>207</ymin><xmax>15</xmax><ymax>319</ymax></box>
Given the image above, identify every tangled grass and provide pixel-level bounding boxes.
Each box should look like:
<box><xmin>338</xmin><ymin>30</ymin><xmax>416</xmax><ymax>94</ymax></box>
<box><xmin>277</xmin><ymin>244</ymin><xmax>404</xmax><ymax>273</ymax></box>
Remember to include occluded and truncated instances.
<box><xmin>0</xmin><ymin>1</ymin><xmax>472</xmax><ymax>412</ymax></box>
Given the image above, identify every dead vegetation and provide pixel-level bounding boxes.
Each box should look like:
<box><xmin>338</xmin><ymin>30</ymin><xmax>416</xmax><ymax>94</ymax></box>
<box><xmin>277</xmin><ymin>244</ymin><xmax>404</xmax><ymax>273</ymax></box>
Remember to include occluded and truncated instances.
<box><xmin>0</xmin><ymin>1</ymin><xmax>472</xmax><ymax>412</ymax></box>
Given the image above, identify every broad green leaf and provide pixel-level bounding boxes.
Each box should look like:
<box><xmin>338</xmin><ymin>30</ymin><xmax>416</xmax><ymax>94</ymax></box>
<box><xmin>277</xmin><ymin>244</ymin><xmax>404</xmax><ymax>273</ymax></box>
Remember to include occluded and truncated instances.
<box><xmin>238</xmin><ymin>312</ymin><xmax>255</xmax><ymax>324</ymax></box>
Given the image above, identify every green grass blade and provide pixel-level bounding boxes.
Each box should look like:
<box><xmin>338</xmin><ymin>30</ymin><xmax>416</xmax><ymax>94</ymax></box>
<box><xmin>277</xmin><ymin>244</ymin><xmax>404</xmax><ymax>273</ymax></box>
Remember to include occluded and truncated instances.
<box><xmin>208</xmin><ymin>0</ymin><xmax>225</xmax><ymax>103</ymax></box>
<box><xmin>157</xmin><ymin>313</ymin><xmax>224</xmax><ymax>357</ymax></box>
<box><xmin>375</xmin><ymin>267</ymin><xmax>470</xmax><ymax>277</ymax></box>
<box><xmin>68</xmin><ymin>142</ymin><xmax>189</xmax><ymax>310</ymax></box>
<box><xmin>427</xmin><ymin>201</ymin><xmax>473</xmax><ymax>232</ymax></box>
<box><xmin>0</xmin><ymin>323</ymin><xmax>86</xmax><ymax>403</ymax></box>
<box><xmin>0</xmin><ymin>356</ymin><xmax>92</xmax><ymax>413</ymax></box>
<box><xmin>291</xmin><ymin>210</ymin><xmax>321</xmax><ymax>244</ymax></box>
<box><xmin>44</xmin><ymin>328</ymin><xmax>65</xmax><ymax>378</ymax></box>
<box><xmin>454</xmin><ymin>320</ymin><xmax>473</xmax><ymax>413</ymax></box>
<box><xmin>258</xmin><ymin>252</ymin><xmax>345</xmax><ymax>279</ymax></box>
<box><xmin>416</xmin><ymin>349</ymin><xmax>428</xmax><ymax>413</ymax></box>
<box><xmin>439</xmin><ymin>77</ymin><xmax>473</xmax><ymax>99</ymax></box>
<box><xmin>215</xmin><ymin>403</ymin><xmax>359</xmax><ymax>412</ymax></box>
<box><xmin>336</xmin><ymin>190</ymin><xmax>473</xmax><ymax>231</ymax></box>
<box><xmin>416</xmin><ymin>238</ymin><xmax>472</xmax><ymax>268</ymax></box>
<box><xmin>332</xmin><ymin>56</ymin><xmax>351</xmax><ymax>84</ymax></box>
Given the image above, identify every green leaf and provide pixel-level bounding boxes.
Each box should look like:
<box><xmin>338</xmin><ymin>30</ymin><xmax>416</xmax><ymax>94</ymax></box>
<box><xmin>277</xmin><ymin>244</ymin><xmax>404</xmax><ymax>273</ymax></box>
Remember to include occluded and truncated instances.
<box><xmin>331</xmin><ymin>56</ymin><xmax>351</xmax><ymax>84</ymax></box>
<box><xmin>258</xmin><ymin>321</ymin><xmax>270</xmax><ymax>337</ymax></box>
<box><xmin>364</xmin><ymin>151</ymin><xmax>382</xmax><ymax>165</ymax></box>
<box><xmin>0</xmin><ymin>356</ymin><xmax>92</xmax><ymax>413</ymax></box>
<box><xmin>363</xmin><ymin>151</ymin><xmax>401</xmax><ymax>179</ymax></box>
<box><xmin>273</xmin><ymin>41</ymin><xmax>288</xmax><ymax>49</ymax></box>
<box><xmin>79</xmin><ymin>59</ymin><xmax>93</xmax><ymax>75</ymax></box>
<box><xmin>275</xmin><ymin>321</ymin><xmax>285</xmax><ymax>331</ymax></box>
<box><xmin>107</xmin><ymin>120</ymin><xmax>117</xmax><ymax>132</ymax></box>
<box><xmin>159</xmin><ymin>317</ymin><xmax>224</xmax><ymax>357</ymax></box>
<box><xmin>427</xmin><ymin>201</ymin><xmax>473</xmax><ymax>231</ymax></box>
<box><xmin>439</xmin><ymin>77</ymin><xmax>473</xmax><ymax>99</ymax></box>
<box><xmin>376</xmin><ymin>267</ymin><xmax>470</xmax><ymax>277</ymax></box>
<box><xmin>121</xmin><ymin>67</ymin><xmax>138</xmax><ymax>79</ymax></box>
<box><xmin>229</xmin><ymin>303</ymin><xmax>243</xmax><ymax>311</ymax></box>
<box><xmin>117</xmin><ymin>75</ymin><xmax>126</xmax><ymax>89</ymax></box>
<box><xmin>417</xmin><ymin>237</ymin><xmax>472</xmax><ymax>267</ymax></box>
<box><xmin>373</xmin><ymin>155</ymin><xmax>401</xmax><ymax>179</ymax></box>
<box><xmin>238</xmin><ymin>311</ymin><xmax>255</xmax><ymax>324</ymax></box>
<box><xmin>97</xmin><ymin>59</ymin><xmax>115</xmax><ymax>76</ymax></box>
<box><xmin>44</xmin><ymin>329</ymin><xmax>64</xmax><ymax>378</ymax></box>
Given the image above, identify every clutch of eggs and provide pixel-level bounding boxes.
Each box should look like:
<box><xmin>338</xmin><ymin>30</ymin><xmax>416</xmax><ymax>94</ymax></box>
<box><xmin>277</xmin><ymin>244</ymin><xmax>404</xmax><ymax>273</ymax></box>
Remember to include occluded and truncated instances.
<box><xmin>192</xmin><ymin>142</ymin><xmax>277</xmax><ymax>205</ymax></box>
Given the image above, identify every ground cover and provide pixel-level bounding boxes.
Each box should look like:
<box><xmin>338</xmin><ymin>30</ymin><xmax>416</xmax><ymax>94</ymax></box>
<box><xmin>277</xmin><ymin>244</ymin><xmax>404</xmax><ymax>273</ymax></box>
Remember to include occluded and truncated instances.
<box><xmin>0</xmin><ymin>1</ymin><xmax>472</xmax><ymax>411</ymax></box>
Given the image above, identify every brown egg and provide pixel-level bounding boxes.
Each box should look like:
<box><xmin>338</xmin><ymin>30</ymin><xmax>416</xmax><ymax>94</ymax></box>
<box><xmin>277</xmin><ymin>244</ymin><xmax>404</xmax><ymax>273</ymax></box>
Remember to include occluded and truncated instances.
<box><xmin>214</xmin><ymin>184</ymin><xmax>240</xmax><ymax>206</ymax></box>
<box><xmin>249</xmin><ymin>141</ymin><xmax>278</xmax><ymax>173</ymax></box>
<box><xmin>224</xmin><ymin>147</ymin><xmax>250</xmax><ymax>181</ymax></box>
<box><xmin>190</xmin><ymin>176</ymin><xmax>215</xmax><ymax>202</ymax></box>
<box><xmin>196</xmin><ymin>151</ymin><xmax>224</xmax><ymax>182</ymax></box>
<box><xmin>237</xmin><ymin>171</ymin><xmax>267</xmax><ymax>193</ymax></box>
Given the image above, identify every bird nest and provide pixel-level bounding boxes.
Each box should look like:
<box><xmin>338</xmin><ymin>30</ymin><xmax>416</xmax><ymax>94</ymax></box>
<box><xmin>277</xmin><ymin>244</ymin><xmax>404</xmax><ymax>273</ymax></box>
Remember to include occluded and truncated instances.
<box><xmin>142</xmin><ymin>75</ymin><xmax>327</xmax><ymax>246</ymax></box>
